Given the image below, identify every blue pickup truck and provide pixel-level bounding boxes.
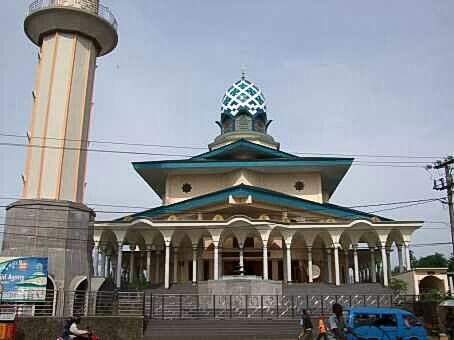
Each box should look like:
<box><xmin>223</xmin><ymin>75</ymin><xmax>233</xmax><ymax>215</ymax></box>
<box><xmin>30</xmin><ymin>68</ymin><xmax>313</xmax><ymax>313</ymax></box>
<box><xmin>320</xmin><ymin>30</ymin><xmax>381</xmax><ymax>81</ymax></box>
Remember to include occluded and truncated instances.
<box><xmin>345</xmin><ymin>307</ymin><xmax>428</xmax><ymax>340</ymax></box>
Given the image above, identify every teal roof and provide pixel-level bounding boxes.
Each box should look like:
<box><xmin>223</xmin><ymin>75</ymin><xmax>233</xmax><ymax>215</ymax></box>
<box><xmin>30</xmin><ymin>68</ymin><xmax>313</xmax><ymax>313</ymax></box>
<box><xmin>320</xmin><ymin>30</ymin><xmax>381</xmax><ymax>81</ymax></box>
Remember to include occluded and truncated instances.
<box><xmin>114</xmin><ymin>184</ymin><xmax>392</xmax><ymax>222</ymax></box>
<box><xmin>192</xmin><ymin>139</ymin><xmax>298</xmax><ymax>160</ymax></box>
<box><xmin>132</xmin><ymin>140</ymin><xmax>353</xmax><ymax>199</ymax></box>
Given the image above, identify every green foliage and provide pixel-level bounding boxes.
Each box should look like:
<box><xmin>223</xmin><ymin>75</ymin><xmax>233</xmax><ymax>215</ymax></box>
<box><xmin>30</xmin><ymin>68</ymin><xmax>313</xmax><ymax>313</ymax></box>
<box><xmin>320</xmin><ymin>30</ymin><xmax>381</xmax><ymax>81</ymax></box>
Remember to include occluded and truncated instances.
<box><xmin>128</xmin><ymin>276</ymin><xmax>148</xmax><ymax>290</ymax></box>
<box><xmin>449</xmin><ymin>256</ymin><xmax>454</xmax><ymax>272</ymax></box>
<box><xmin>389</xmin><ymin>278</ymin><xmax>408</xmax><ymax>293</ymax></box>
<box><xmin>421</xmin><ymin>288</ymin><xmax>444</xmax><ymax>301</ymax></box>
<box><xmin>392</xmin><ymin>266</ymin><xmax>400</xmax><ymax>274</ymax></box>
<box><xmin>414</xmin><ymin>252</ymin><xmax>448</xmax><ymax>268</ymax></box>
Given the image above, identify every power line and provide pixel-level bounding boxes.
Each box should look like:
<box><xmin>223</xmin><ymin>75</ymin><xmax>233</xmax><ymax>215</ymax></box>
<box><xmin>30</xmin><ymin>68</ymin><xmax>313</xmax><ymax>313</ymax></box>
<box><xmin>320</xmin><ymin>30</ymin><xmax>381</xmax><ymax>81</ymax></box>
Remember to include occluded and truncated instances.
<box><xmin>0</xmin><ymin>223</ymin><xmax>450</xmax><ymax>250</ymax></box>
<box><xmin>0</xmin><ymin>196</ymin><xmax>445</xmax><ymax>213</ymax></box>
<box><xmin>0</xmin><ymin>197</ymin><xmax>444</xmax><ymax>217</ymax></box>
<box><xmin>0</xmin><ymin>196</ymin><xmax>446</xmax><ymax>213</ymax></box>
<box><xmin>0</xmin><ymin>132</ymin><xmax>441</xmax><ymax>159</ymax></box>
<box><xmin>0</xmin><ymin>141</ymin><xmax>431</xmax><ymax>167</ymax></box>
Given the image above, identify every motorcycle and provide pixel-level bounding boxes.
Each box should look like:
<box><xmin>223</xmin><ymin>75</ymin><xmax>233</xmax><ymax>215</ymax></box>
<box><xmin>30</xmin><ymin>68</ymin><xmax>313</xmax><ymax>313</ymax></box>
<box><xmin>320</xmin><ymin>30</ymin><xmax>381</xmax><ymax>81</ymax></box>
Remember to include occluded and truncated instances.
<box><xmin>57</xmin><ymin>332</ymin><xmax>99</xmax><ymax>340</ymax></box>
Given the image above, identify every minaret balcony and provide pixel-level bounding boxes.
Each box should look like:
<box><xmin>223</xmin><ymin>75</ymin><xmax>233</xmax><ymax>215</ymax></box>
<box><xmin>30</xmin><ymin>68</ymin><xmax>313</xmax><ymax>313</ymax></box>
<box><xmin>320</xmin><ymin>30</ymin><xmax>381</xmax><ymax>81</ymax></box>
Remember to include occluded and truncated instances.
<box><xmin>25</xmin><ymin>0</ymin><xmax>118</xmax><ymax>56</ymax></box>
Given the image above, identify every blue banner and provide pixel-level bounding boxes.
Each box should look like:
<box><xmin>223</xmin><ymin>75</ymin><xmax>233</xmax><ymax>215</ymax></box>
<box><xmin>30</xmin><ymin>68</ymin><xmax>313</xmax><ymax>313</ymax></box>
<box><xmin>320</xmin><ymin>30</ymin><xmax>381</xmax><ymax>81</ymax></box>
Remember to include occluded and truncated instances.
<box><xmin>0</xmin><ymin>257</ymin><xmax>48</xmax><ymax>302</ymax></box>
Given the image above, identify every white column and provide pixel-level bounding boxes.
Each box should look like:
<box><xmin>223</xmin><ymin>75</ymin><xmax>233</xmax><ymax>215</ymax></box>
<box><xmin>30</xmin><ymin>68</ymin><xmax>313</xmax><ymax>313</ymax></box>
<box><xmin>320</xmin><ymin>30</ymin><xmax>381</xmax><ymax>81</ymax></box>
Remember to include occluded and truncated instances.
<box><xmin>129</xmin><ymin>247</ymin><xmax>135</xmax><ymax>283</ymax></box>
<box><xmin>100</xmin><ymin>249</ymin><xmax>106</xmax><ymax>277</ymax></box>
<box><xmin>286</xmin><ymin>243</ymin><xmax>292</xmax><ymax>283</ymax></box>
<box><xmin>239</xmin><ymin>245</ymin><xmax>244</xmax><ymax>276</ymax></box>
<box><xmin>397</xmin><ymin>245</ymin><xmax>404</xmax><ymax>273</ymax></box>
<box><xmin>146</xmin><ymin>245</ymin><xmax>152</xmax><ymax>283</ymax></box>
<box><xmin>214</xmin><ymin>241</ymin><xmax>219</xmax><ymax>280</ymax></box>
<box><xmin>386</xmin><ymin>249</ymin><xmax>392</xmax><ymax>282</ymax></box>
<box><xmin>405</xmin><ymin>242</ymin><xmax>411</xmax><ymax>271</ymax></box>
<box><xmin>344</xmin><ymin>250</ymin><xmax>350</xmax><ymax>284</ymax></box>
<box><xmin>263</xmin><ymin>243</ymin><xmax>269</xmax><ymax>280</ymax></box>
<box><xmin>105</xmin><ymin>255</ymin><xmax>110</xmax><ymax>278</ymax></box>
<box><xmin>164</xmin><ymin>243</ymin><xmax>170</xmax><ymax>289</ymax></box>
<box><xmin>334</xmin><ymin>245</ymin><xmax>340</xmax><ymax>286</ymax></box>
<box><xmin>449</xmin><ymin>276</ymin><xmax>454</xmax><ymax>296</ymax></box>
<box><xmin>116</xmin><ymin>242</ymin><xmax>122</xmax><ymax>288</ymax></box>
<box><xmin>353</xmin><ymin>245</ymin><xmax>360</xmax><ymax>283</ymax></box>
<box><xmin>192</xmin><ymin>245</ymin><xmax>198</xmax><ymax>284</ymax></box>
<box><xmin>218</xmin><ymin>245</ymin><xmax>223</xmax><ymax>278</ymax></box>
<box><xmin>155</xmin><ymin>250</ymin><xmax>161</xmax><ymax>284</ymax></box>
<box><xmin>93</xmin><ymin>242</ymin><xmax>99</xmax><ymax>276</ymax></box>
<box><xmin>307</xmin><ymin>247</ymin><xmax>313</xmax><ymax>283</ymax></box>
<box><xmin>381</xmin><ymin>245</ymin><xmax>389</xmax><ymax>286</ymax></box>
<box><xmin>327</xmin><ymin>249</ymin><xmax>333</xmax><ymax>284</ymax></box>
<box><xmin>173</xmin><ymin>248</ymin><xmax>178</xmax><ymax>283</ymax></box>
<box><xmin>370</xmin><ymin>248</ymin><xmax>377</xmax><ymax>283</ymax></box>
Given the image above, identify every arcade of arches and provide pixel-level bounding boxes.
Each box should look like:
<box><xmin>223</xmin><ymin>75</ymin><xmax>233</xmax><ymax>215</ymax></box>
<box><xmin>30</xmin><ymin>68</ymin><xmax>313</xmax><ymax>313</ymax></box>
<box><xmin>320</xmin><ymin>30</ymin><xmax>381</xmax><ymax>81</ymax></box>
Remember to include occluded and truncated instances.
<box><xmin>93</xmin><ymin>219</ymin><xmax>418</xmax><ymax>290</ymax></box>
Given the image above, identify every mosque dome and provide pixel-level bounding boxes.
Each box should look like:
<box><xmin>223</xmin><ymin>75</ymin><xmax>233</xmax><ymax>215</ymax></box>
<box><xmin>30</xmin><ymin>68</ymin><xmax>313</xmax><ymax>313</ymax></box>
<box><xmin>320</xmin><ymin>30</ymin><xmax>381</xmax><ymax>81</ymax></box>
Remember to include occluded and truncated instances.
<box><xmin>220</xmin><ymin>77</ymin><xmax>267</xmax><ymax>116</ymax></box>
<box><xmin>209</xmin><ymin>75</ymin><xmax>279</xmax><ymax>150</ymax></box>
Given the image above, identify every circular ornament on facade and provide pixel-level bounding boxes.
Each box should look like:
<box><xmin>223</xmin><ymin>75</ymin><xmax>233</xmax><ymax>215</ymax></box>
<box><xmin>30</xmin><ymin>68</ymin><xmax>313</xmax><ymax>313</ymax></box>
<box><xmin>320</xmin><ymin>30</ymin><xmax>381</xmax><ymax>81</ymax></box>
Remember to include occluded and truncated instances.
<box><xmin>294</xmin><ymin>181</ymin><xmax>305</xmax><ymax>191</ymax></box>
<box><xmin>182</xmin><ymin>183</ymin><xmax>192</xmax><ymax>193</ymax></box>
<box><xmin>310</xmin><ymin>264</ymin><xmax>321</xmax><ymax>279</ymax></box>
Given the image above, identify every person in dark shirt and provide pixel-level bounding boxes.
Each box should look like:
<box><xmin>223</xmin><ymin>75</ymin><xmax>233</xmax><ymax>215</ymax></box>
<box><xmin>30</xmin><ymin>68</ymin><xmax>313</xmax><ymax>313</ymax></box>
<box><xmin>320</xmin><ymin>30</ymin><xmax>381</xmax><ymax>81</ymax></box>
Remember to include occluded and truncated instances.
<box><xmin>299</xmin><ymin>309</ymin><xmax>314</xmax><ymax>340</ymax></box>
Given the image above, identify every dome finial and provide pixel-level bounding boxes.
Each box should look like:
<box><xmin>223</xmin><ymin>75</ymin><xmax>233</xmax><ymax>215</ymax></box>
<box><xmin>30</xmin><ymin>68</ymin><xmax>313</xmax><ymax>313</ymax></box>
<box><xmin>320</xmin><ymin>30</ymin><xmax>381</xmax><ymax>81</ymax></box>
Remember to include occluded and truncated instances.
<box><xmin>241</xmin><ymin>65</ymin><xmax>246</xmax><ymax>80</ymax></box>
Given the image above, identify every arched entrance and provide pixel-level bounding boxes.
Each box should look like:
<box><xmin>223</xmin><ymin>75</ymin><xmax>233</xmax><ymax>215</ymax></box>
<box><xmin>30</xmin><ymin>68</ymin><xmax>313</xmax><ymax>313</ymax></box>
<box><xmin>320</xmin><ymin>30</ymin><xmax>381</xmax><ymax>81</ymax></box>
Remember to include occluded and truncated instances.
<box><xmin>419</xmin><ymin>276</ymin><xmax>445</xmax><ymax>294</ymax></box>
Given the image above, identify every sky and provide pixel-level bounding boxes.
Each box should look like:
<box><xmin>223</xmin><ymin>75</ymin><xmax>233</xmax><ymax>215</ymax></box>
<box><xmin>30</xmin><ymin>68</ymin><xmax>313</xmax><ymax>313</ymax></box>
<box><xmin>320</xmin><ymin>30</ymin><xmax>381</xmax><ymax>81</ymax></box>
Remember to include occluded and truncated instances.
<box><xmin>0</xmin><ymin>0</ymin><xmax>453</xmax><ymax>260</ymax></box>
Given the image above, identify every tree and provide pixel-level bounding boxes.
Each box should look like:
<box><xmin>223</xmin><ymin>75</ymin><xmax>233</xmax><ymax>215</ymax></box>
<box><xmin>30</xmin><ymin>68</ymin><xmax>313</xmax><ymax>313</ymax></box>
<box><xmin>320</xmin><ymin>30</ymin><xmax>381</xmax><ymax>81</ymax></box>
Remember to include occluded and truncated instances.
<box><xmin>389</xmin><ymin>278</ymin><xmax>408</xmax><ymax>294</ymax></box>
<box><xmin>414</xmin><ymin>252</ymin><xmax>448</xmax><ymax>268</ymax></box>
<box><xmin>449</xmin><ymin>256</ymin><xmax>454</xmax><ymax>272</ymax></box>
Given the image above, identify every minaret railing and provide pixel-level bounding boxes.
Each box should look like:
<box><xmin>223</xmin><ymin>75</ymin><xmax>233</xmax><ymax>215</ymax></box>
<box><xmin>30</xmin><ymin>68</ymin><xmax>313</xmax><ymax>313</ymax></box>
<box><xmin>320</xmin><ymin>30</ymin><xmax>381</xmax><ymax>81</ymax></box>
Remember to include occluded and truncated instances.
<box><xmin>27</xmin><ymin>0</ymin><xmax>118</xmax><ymax>30</ymax></box>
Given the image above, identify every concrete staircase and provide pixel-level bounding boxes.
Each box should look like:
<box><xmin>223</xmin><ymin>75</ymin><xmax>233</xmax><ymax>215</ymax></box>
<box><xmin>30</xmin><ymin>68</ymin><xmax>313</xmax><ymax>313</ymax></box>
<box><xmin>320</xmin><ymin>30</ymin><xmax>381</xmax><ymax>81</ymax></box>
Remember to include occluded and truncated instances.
<box><xmin>144</xmin><ymin>319</ymin><xmax>301</xmax><ymax>340</ymax></box>
<box><xmin>147</xmin><ymin>283</ymin><xmax>198</xmax><ymax>295</ymax></box>
<box><xmin>284</xmin><ymin>283</ymin><xmax>392</xmax><ymax>296</ymax></box>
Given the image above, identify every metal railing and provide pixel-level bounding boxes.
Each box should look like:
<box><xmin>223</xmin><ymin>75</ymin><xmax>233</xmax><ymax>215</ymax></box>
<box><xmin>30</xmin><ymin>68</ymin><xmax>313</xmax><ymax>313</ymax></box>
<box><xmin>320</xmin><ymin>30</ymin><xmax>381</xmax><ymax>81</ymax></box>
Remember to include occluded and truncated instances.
<box><xmin>0</xmin><ymin>290</ymin><xmax>438</xmax><ymax>319</ymax></box>
<box><xmin>27</xmin><ymin>0</ymin><xmax>118</xmax><ymax>30</ymax></box>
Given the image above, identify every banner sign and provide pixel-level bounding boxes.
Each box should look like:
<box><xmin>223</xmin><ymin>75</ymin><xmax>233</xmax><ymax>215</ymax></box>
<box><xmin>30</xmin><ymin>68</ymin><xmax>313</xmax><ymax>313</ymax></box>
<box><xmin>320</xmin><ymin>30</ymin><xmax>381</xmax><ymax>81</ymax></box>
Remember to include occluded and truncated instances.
<box><xmin>0</xmin><ymin>257</ymin><xmax>48</xmax><ymax>302</ymax></box>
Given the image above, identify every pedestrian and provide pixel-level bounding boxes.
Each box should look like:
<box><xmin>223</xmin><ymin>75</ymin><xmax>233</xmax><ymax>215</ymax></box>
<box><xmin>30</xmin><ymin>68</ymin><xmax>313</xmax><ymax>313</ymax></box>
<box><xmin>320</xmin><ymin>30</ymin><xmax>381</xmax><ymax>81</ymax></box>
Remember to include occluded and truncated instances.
<box><xmin>317</xmin><ymin>315</ymin><xmax>328</xmax><ymax>340</ymax></box>
<box><xmin>327</xmin><ymin>303</ymin><xmax>347</xmax><ymax>340</ymax></box>
<box><xmin>447</xmin><ymin>309</ymin><xmax>454</xmax><ymax>340</ymax></box>
<box><xmin>298</xmin><ymin>309</ymin><xmax>313</xmax><ymax>340</ymax></box>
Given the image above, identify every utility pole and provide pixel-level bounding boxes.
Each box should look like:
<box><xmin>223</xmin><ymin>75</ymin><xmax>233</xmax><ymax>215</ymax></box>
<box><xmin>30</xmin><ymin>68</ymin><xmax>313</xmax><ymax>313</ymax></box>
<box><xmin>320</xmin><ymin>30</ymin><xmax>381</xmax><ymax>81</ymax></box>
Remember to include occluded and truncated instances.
<box><xmin>431</xmin><ymin>156</ymin><xmax>454</xmax><ymax>256</ymax></box>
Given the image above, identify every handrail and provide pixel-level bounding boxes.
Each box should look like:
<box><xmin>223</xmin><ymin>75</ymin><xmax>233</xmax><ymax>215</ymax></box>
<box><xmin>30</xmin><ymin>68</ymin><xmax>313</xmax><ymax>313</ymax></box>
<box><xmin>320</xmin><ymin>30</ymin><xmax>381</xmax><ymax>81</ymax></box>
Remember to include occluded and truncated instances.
<box><xmin>27</xmin><ymin>0</ymin><xmax>118</xmax><ymax>30</ymax></box>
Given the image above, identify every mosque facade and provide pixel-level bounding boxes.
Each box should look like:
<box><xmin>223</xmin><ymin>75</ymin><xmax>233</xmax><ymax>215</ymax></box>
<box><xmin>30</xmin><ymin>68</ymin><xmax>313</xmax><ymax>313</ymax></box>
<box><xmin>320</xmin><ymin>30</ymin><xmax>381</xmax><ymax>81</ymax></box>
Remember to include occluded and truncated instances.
<box><xmin>94</xmin><ymin>76</ymin><xmax>422</xmax><ymax>291</ymax></box>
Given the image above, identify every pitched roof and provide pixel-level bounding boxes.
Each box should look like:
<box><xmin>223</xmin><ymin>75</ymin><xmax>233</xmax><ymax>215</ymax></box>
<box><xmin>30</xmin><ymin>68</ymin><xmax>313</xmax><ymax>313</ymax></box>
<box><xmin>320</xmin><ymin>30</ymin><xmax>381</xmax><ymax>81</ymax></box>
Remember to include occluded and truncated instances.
<box><xmin>191</xmin><ymin>139</ymin><xmax>298</xmax><ymax>160</ymax></box>
<box><xmin>115</xmin><ymin>184</ymin><xmax>391</xmax><ymax>222</ymax></box>
<box><xmin>132</xmin><ymin>141</ymin><xmax>353</xmax><ymax>200</ymax></box>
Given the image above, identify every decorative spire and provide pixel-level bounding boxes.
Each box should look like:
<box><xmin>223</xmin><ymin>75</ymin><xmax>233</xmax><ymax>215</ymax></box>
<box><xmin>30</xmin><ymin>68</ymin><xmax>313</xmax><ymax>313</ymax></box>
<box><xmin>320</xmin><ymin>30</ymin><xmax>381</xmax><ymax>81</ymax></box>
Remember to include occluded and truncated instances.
<box><xmin>241</xmin><ymin>65</ymin><xmax>246</xmax><ymax>80</ymax></box>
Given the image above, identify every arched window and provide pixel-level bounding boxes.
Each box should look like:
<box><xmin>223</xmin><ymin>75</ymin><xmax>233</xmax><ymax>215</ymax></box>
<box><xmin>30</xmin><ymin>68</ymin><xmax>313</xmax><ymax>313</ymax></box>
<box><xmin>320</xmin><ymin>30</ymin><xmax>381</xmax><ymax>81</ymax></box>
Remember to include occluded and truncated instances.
<box><xmin>235</xmin><ymin>114</ymin><xmax>252</xmax><ymax>131</ymax></box>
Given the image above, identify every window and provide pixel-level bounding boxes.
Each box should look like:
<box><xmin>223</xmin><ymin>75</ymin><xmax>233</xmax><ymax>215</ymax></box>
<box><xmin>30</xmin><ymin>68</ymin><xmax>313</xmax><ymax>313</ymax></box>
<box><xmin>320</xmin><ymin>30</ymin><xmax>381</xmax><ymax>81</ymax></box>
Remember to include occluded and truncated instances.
<box><xmin>403</xmin><ymin>314</ymin><xmax>419</xmax><ymax>327</ymax></box>
<box><xmin>182</xmin><ymin>183</ymin><xmax>192</xmax><ymax>193</ymax></box>
<box><xmin>235</xmin><ymin>114</ymin><xmax>252</xmax><ymax>131</ymax></box>
<box><xmin>294</xmin><ymin>181</ymin><xmax>305</xmax><ymax>191</ymax></box>
<box><xmin>353</xmin><ymin>314</ymin><xmax>379</xmax><ymax>327</ymax></box>
<box><xmin>376</xmin><ymin>314</ymin><xmax>397</xmax><ymax>327</ymax></box>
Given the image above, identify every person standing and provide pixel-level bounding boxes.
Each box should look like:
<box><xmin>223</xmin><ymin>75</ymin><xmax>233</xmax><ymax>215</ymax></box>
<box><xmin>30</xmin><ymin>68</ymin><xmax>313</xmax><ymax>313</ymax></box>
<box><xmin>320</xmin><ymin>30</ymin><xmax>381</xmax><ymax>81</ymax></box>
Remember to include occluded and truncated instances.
<box><xmin>327</xmin><ymin>303</ymin><xmax>347</xmax><ymax>340</ymax></box>
<box><xmin>299</xmin><ymin>309</ymin><xmax>314</xmax><ymax>340</ymax></box>
<box><xmin>317</xmin><ymin>315</ymin><xmax>328</xmax><ymax>340</ymax></box>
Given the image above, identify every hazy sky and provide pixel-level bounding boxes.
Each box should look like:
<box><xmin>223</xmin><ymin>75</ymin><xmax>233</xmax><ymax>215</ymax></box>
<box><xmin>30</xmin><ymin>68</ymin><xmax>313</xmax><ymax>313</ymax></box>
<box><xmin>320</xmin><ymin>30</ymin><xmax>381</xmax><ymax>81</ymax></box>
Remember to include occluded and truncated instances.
<box><xmin>1</xmin><ymin>1</ymin><xmax>453</xmax><ymax>259</ymax></box>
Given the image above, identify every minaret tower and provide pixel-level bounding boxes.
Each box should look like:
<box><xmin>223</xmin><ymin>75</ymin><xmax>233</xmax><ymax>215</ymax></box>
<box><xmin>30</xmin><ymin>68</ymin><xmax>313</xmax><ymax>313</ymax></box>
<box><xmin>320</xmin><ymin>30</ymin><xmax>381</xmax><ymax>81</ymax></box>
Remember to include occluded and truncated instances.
<box><xmin>2</xmin><ymin>0</ymin><xmax>118</xmax><ymax>291</ymax></box>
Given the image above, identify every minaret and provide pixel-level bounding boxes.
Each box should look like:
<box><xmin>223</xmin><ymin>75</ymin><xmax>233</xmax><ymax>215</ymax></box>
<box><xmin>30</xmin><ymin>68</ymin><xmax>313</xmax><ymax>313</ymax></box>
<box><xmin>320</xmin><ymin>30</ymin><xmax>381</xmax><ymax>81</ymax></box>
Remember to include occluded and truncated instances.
<box><xmin>2</xmin><ymin>0</ymin><xmax>118</xmax><ymax>292</ymax></box>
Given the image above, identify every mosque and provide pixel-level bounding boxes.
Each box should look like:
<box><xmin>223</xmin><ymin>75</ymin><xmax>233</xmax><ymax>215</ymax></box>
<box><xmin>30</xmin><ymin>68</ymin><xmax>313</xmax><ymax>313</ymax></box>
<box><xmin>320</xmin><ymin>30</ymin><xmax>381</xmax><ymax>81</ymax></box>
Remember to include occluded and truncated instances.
<box><xmin>2</xmin><ymin>0</ymin><xmax>422</xmax><ymax>300</ymax></box>
<box><xmin>93</xmin><ymin>75</ymin><xmax>422</xmax><ymax>292</ymax></box>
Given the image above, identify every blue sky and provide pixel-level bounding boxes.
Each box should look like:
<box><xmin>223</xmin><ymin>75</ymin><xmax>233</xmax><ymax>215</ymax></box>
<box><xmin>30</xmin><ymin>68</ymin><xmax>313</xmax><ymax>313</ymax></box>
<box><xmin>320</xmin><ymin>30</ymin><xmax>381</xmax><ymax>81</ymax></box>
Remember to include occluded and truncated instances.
<box><xmin>1</xmin><ymin>0</ymin><xmax>453</xmax><ymax>259</ymax></box>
